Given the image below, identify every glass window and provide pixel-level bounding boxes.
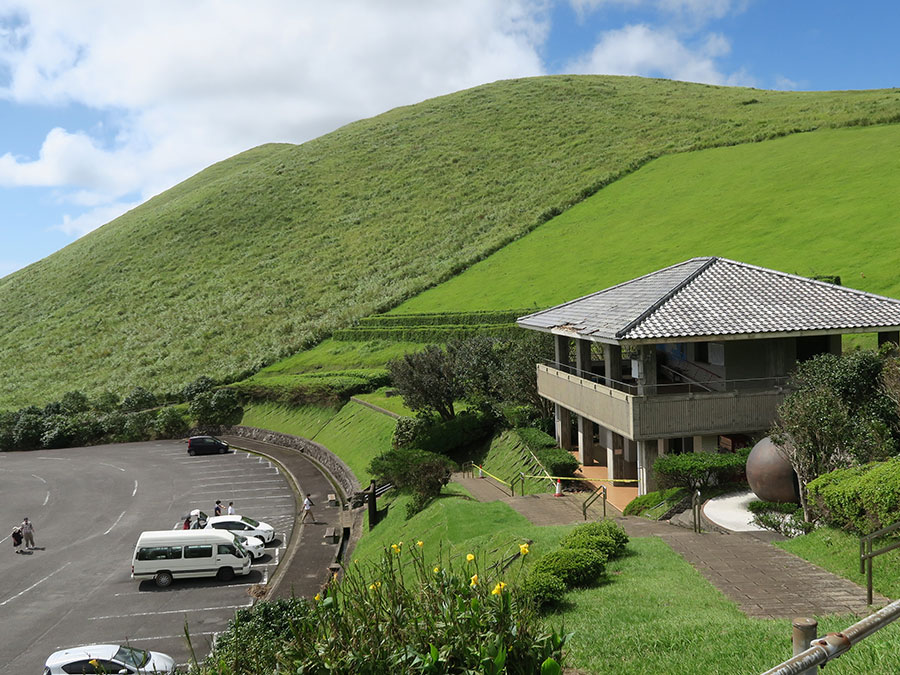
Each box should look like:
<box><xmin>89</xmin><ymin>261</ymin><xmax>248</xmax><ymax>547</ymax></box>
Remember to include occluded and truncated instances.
<box><xmin>241</xmin><ymin>516</ymin><xmax>260</xmax><ymax>527</ymax></box>
<box><xmin>113</xmin><ymin>647</ymin><xmax>149</xmax><ymax>668</ymax></box>
<box><xmin>137</xmin><ymin>546</ymin><xmax>182</xmax><ymax>561</ymax></box>
<box><xmin>217</xmin><ymin>543</ymin><xmax>238</xmax><ymax>556</ymax></box>
<box><xmin>184</xmin><ymin>544</ymin><xmax>213</xmax><ymax>559</ymax></box>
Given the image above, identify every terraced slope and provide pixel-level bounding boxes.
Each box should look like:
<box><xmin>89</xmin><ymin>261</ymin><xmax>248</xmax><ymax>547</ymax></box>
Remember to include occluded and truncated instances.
<box><xmin>2</xmin><ymin>76</ymin><xmax>900</xmax><ymax>408</ymax></box>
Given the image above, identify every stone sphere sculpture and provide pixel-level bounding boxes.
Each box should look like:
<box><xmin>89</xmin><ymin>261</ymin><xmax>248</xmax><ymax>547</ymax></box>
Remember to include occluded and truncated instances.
<box><xmin>746</xmin><ymin>436</ymin><xmax>799</xmax><ymax>503</ymax></box>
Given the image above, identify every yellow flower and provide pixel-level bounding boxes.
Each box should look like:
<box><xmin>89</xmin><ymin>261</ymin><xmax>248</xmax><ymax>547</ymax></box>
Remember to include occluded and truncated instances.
<box><xmin>391</xmin><ymin>542</ymin><xmax>402</xmax><ymax>554</ymax></box>
<box><xmin>314</xmin><ymin>593</ymin><xmax>321</xmax><ymax>602</ymax></box>
<box><xmin>369</xmin><ymin>581</ymin><xmax>381</xmax><ymax>590</ymax></box>
<box><xmin>492</xmin><ymin>582</ymin><xmax>507</xmax><ymax>595</ymax></box>
<box><xmin>519</xmin><ymin>543</ymin><xmax>530</xmax><ymax>556</ymax></box>
<box><xmin>466</xmin><ymin>553</ymin><xmax>475</xmax><ymax>562</ymax></box>
<box><xmin>416</xmin><ymin>540</ymin><xmax>424</xmax><ymax>548</ymax></box>
<box><xmin>470</xmin><ymin>573</ymin><xmax>478</xmax><ymax>587</ymax></box>
<box><xmin>433</xmin><ymin>566</ymin><xmax>441</xmax><ymax>574</ymax></box>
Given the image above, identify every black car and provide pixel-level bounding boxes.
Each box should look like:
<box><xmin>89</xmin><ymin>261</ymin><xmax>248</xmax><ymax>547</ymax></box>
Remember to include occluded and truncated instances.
<box><xmin>187</xmin><ymin>435</ymin><xmax>230</xmax><ymax>455</ymax></box>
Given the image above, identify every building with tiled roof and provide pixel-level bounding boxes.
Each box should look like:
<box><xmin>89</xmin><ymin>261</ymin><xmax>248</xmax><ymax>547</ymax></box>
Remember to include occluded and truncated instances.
<box><xmin>517</xmin><ymin>257</ymin><xmax>900</xmax><ymax>497</ymax></box>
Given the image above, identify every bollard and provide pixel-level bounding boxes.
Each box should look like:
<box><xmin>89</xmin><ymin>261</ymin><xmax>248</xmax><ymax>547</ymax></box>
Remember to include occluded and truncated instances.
<box><xmin>478</xmin><ymin>465</ymin><xmax>484</xmax><ymax>479</ymax></box>
<box><xmin>792</xmin><ymin>617</ymin><xmax>818</xmax><ymax>675</ymax></box>
<box><xmin>554</xmin><ymin>479</ymin><xmax>562</xmax><ymax>497</ymax></box>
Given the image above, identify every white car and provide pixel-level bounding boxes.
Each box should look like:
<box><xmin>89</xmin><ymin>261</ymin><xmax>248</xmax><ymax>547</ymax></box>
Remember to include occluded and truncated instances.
<box><xmin>44</xmin><ymin>644</ymin><xmax>175</xmax><ymax>674</ymax></box>
<box><xmin>205</xmin><ymin>514</ymin><xmax>275</xmax><ymax>543</ymax></box>
<box><xmin>235</xmin><ymin>533</ymin><xmax>265</xmax><ymax>559</ymax></box>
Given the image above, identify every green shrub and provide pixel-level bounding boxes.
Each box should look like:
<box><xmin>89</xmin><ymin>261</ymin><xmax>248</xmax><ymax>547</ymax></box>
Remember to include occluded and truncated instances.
<box><xmin>559</xmin><ymin>530</ymin><xmax>619</xmax><ymax>561</ymax></box>
<box><xmin>747</xmin><ymin>500</ymin><xmax>802</xmax><ymax>515</ymax></box>
<box><xmin>334</xmin><ymin>324</ymin><xmax>520</xmax><ymax>343</ymax></box>
<box><xmin>520</xmin><ymin>571</ymin><xmax>568</xmax><ymax>610</ymax></box>
<box><xmin>368</xmin><ymin>446</ymin><xmax>456</xmax><ymax>516</ymax></box>
<box><xmin>564</xmin><ymin>520</ymin><xmax>629</xmax><ymax>558</ymax></box>
<box><xmin>653</xmin><ymin>449</ymin><xmax>749</xmax><ymax>491</ymax></box>
<box><xmin>623</xmin><ymin>487</ymin><xmax>688</xmax><ymax>517</ymax></box>
<box><xmin>531</xmin><ymin>548</ymin><xmax>607</xmax><ymax>588</ymax></box>
<box><xmin>534</xmin><ymin>446</ymin><xmax>580</xmax><ymax>477</ymax></box>
<box><xmin>515</xmin><ymin>427</ymin><xmax>557</xmax><ymax>452</ymax></box>
<box><xmin>358</xmin><ymin>310</ymin><xmax>529</xmax><ymax>327</ymax></box>
<box><xmin>393</xmin><ymin>410</ymin><xmax>495</xmax><ymax>456</ymax></box>
<box><xmin>807</xmin><ymin>458</ymin><xmax>900</xmax><ymax>533</ymax></box>
<box><xmin>154</xmin><ymin>406</ymin><xmax>189</xmax><ymax>438</ymax></box>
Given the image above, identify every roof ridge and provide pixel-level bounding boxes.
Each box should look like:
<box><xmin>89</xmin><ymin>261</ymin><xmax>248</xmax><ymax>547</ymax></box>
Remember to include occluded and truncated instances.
<box><xmin>517</xmin><ymin>257</ymin><xmax>712</xmax><ymax>323</ymax></box>
<box><xmin>615</xmin><ymin>257</ymin><xmax>718</xmax><ymax>338</ymax></box>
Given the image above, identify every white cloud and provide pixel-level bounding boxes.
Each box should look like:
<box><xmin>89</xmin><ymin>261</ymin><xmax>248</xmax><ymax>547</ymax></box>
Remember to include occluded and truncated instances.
<box><xmin>570</xmin><ymin>0</ymin><xmax>747</xmax><ymax>23</ymax></box>
<box><xmin>53</xmin><ymin>200</ymin><xmax>141</xmax><ymax>237</ymax></box>
<box><xmin>775</xmin><ymin>75</ymin><xmax>801</xmax><ymax>90</ymax></box>
<box><xmin>0</xmin><ymin>259</ymin><xmax>26</xmax><ymax>278</ymax></box>
<box><xmin>566</xmin><ymin>23</ymin><xmax>751</xmax><ymax>85</ymax></box>
<box><xmin>0</xmin><ymin>0</ymin><xmax>549</xmax><ymax>230</ymax></box>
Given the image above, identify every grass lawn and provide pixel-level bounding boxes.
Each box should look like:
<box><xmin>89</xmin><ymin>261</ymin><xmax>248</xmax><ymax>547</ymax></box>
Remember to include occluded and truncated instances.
<box><xmin>241</xmin><ymin>402</ymin><xmax>339</xmax><ymax>439</ymax></box>
<box><xmin>551</xmin><ymin>536</ymin><xmax>900</xmax><ymax>674</ymax></box>
<box><xmin>778</xmin><ymin>526</ymin><xmax>900</xmax><ymax>600</ymax></box>
<box><xmin>352</xmin><ymin>386</ymin><xmax>414</xmax><ymax>416</ymax></box>
<box><xmin>251</xmin><ymin>339</ymin><xmax>423</xmax><ymax>375</ymax></box>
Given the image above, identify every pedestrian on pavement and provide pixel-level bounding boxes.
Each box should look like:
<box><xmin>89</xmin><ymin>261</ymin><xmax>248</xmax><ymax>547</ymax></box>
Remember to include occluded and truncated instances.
<box><xmin>214</xmin><ymin>500</ymin><xmax>223</xmax><ymax>517</ymax></box>
<box><xmin>301</xmin><ymin>493</ymin><xmax>315</xmax><ymax>524</ymax></box>
<box><xmin>227</xmin><ymin>501</ymin><xmax>235</xmax><ymax>515</ymax></box>
<box><xmin>11</xmin><ymin>527</ymin><xmax>23</xmax><ymax>553</ymax></box>
<box><xmin>21</xmin><ymin>517</ymin><xmax>35</xmax><ymax>549</ymax></box>
<box><xmin>183</xmin><ymin>515</ymin><xmax>192</xmax><ymax>530</ymax></box>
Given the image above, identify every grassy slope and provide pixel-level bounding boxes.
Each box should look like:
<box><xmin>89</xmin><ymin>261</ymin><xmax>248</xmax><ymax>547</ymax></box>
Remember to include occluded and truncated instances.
<box><xmin>3</xmin><ymin>77</ymin><xmax>900</xmax><ymax>408</ymax></box>
<box><xmin>395</xmin><ymin>123</ymin><xmax>900</xmax><ymax>314</ymax></box>
<box><xmin>350</xmin><ymin>492</ymin><xmax>900</xmax><ymax>674</ymax></box>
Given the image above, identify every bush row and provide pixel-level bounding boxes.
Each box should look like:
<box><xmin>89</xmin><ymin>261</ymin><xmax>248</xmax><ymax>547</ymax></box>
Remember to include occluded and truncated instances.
<box><xmin>622</xmin><ymin>487</ymin><xmax>688</xmax><ymax>517</ymax></box>
<box><xmin>807</xmin><ymin>458</ymin><xmax>900</xmax><ymax>534</ymax></box>
<box><xmin>229</xmin><ymin>370</ymin><xmax>390</xmax><ymax>406</ymax></box>
<box><xmin>513</xmin><ymin>427</ymin><xmax>580</xmax><ymax>478</ymax></box>
<box><xmin>333</xmin><ymin>324</ymin><xmax>521</xmax><ymax>343</ymax></box>
<box><xmin>653</xmin><ymin>449</ymin><xmax>750</xmax><ymax>491</ymax></box>
<box><xmin>522</xmin><ymin>520</ymin><xmax>629</xmax><ymax>610</ymax></box>
<box><xmin>393</xmin><ymin>410</ymin><xmax>495</xmax><ymax>457</ymax></box>
<box><xmin>356</xmin><ymin>310</ymin><xmax>531</xmax><ymax>327</ymax></box>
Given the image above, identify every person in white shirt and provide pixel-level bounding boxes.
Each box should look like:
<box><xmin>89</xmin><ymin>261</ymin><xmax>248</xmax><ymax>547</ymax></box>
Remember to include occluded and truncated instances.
<box><xmin>21</xmin><ymin>517</ymin><xmax>35</xmax><ymax>549</ymax></box>
<box><xmin>227</xmin><ymin>501</ymin><xmax>235</xmax><ymax>515</ymax></box>
<box><xmin>301</xmin><ymin>494</ymin><xmax>315</xmax><ymax>524</ymax></box>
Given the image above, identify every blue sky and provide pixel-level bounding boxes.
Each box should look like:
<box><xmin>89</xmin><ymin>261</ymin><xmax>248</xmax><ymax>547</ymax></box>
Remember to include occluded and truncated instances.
<box><xmin>1</xmin><ymin>0</ymin><xmax>898</xmax><ymax>278</ymax></box>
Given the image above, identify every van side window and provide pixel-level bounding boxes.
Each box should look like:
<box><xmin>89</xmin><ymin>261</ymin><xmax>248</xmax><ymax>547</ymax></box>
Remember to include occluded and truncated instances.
<box><xmin>137</xmin><ymin>546</ymin><xmax>182</xmax><ymax>561</ymax></box>
<box><xmin>184</xmin><ymin>544</ymin><xmax>213</xmax><ymax>559</ymax></box>
<box><xmin>217</xmin><ymin>543</ymin><xmax>239</xmax><ymax>556</ymax></box>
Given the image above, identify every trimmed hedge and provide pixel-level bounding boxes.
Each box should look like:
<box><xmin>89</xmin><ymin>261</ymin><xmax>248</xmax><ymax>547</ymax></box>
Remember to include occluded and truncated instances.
<box><xmin>531</xmin><ymin>548</ymin><xmax>607</xmax><ymax>588</ymax></box>
<box><xmin>515</xmin><ymin>428</ymin><xmax>579</xmax><ymax>477</ymax></box>
<box><xmin>623</xmin><ymin>487</ymin><xmax>688</xmax><ymax>517</ymax></box>
<box><xmin>653</xmin><ymin>449</ymin><xmax>750</xmax><ymax>491</ymax></box>
<box><xmin>807</xmin><ymin>458</ymin><xmax>900</xmax><ymax>534</ymax></box>
<box><xmin>230</xmin><ymin>369</ymin><xmax>390</xmax><ymax>406</ymax></box>
<box><xmin>559</xmin><ymin>520</ymin><xmax>629</xmax><ymax>559</ymax></box>
<box><xmin>520</xmin><ymin>571</ymin><xmax>568</xmax><ymax>610</ymax></box>
<box><xmin>333</xmin><ymin>324</ymin><xmax>520</xmax><ymax>343</ymax></box>
<box><xmin>359</xmin><ymin>310</ymin><xmax>531</xmax><ymax>327</ymax></box>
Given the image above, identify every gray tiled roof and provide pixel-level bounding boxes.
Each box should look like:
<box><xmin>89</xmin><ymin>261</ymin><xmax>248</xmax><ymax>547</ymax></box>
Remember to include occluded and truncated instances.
<box><xmin>517</xmin><ymin>257</ymin><xmax>900</xmax><ymax>342</ymax></box>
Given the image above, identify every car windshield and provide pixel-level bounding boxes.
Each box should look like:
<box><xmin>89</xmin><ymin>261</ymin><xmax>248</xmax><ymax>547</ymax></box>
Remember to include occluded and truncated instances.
<box><xmin>113</xmin><ymin>646</ymin><xmax>150</xmax><ymax>668</ymax></box>
<box><xmin>241</xmin><ymin>516</ymin><xmax>260</xmax><ymax>527</ymax></box>
<box><xmin>232</xmin><ymin>535</ymin><xmax>248</xmax><ymax>555</ymax></box>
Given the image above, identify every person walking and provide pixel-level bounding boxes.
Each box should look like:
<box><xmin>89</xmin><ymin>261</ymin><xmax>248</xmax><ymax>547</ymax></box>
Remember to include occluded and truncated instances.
<box><xmin>21</xmin><ymin>518</ymin><xmax>35</xmax><ymax>550</ymax></box>
<box><xmin>214</xmin><ymin>500</ymin><xmax>223</xmax><ymax>517</ymax></box>
<box><xmin>227</xmin><ymin>501</ymin><xmax>235</xmax><ymax>515</ymax></box>
<box><xmin>301</xmin><ymin>493</ymin><xmax>315</xmax><ymax>524</ymax></box>
<box><xmin>183</xmin><ymin>515</ymin><xmax>192</xmax><ymax>530</ymax></box>
<box><xmin>11</xmin><ymin>527</ymin><xmax>23</xmax><ymax>553</ymax></box>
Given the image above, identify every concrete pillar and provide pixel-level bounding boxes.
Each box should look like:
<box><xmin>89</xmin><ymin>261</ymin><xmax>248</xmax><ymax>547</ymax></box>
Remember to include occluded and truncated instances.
<box><xmin>577</xmin><ymin>415</ymin><xmax>595</xmax><ymax>465</ymax></box>
<box><xmin>555</xmin><ymin>404</ymin><xmax>573</xmax><ymax>450</ymax></box>
<box><xmin>878</xmin><ymin>331</ymin><xmax>900</xmax><ymax>348</ymax></box>
<box><xmin>575</xmin><ymin>338</ymin><xmax>592</xmax><ymax>378</ymax></box>
<box><xmin>555</xmin><ymin>335</ymin><xmax>572</xmax><ymax>371</ymax></box>
<box><xmin>637</xmin><ymin>344</ymin><xmax>657</xmax><ymax>395</ymax></box>
<box><xmin>602</xmin><ymin>343</ymin><xmax>623</xmax><ymax>387</ymax></box>
<box><xmin>827</xmin><ymin>334</ymin><xmax>842</xmax><ymax>355</ymax></box>
<box><xmin>637</xmin><ymin>440</ymin><xmax>661</xmax><ymax>496</ymax></box>
<box><xmin>657</xmin><ymin>438</ymin><xmax>667</xmax><ymax>456</ymax></box>
<box><xmin>693</xmin><ymin>434</ymin><xmax>719</xmax><ymax>453</ymax></box>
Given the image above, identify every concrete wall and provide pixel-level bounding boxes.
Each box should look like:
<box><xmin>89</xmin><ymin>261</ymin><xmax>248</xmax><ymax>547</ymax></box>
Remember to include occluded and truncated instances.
<box><xmin>724</xmin><ymin>337</ymin><xmax>796</xmax><ymax>387</ymax></box>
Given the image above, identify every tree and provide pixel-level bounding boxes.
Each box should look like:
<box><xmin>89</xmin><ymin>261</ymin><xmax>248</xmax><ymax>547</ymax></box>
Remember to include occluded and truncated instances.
<box><xmin>121</xmin><ymin>386</ymin><xmax>158</xmax><ymax>413</ymax></box>
<box><xmin>388</xmin><ymin>345</ymin><xmax>463</xmax><ymax>421</ymax></box>
<box><xmin>182</xmin><ymin>376</ymin><xmax>215</xmax><ymax>402</ymax></box>
<box><xmin>154</xmin><ymin>406</ymin><xmax>190</xmax><ymax>438</ymax></box>
<box><xmin>772</xmin><ymin>350</ymin><xmax>898</xmax><ymax>521</ymax></box>
<box><xmin>368</xmin><ymin>446</ymin><xmax>455</xmax><ymax>516</ymax></box>
<box><xmin>448</xmin><ymin>336</ymin><xmax>503</xmax><ymax>410</ymax></box>
<box><xmin>189</xmin><ymin>389</ymin><xmax>243</xmax><ymax>427</ymax></box>
<box><xmin>497</xmin><ymin>332</ymin><xmax>554</xmax><ymax>423</ymax></box>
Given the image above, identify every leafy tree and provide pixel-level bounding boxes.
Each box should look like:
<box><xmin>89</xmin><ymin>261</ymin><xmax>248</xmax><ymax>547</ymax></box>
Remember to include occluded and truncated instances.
<box><xmin>121</xmin><ymin>386</ymin><xmax>158</xmax><ymax>413</ymax></box>
<box><xmin>93</xmin><ymin>390</ymin><xmax>121</xmax><ymax>413</ymax></box>
<box><xmin>772</xmin><ymin>350</ymin><xmax>898</xmax><ymax>521</ymax></box>
<box><xmin>12</xmin><ymin>410</ymin><xmax>45</xmax><ymax>450</ymax></box>
<box><xmin>368</xmin><ymin>446</ymin><xmax>455</xmax><ymax>515</ymax></box>
<box><xmin>41</xmin><ymin>415</ymin><xmax>81</xmax><ymax>449</ymax></box>
<box><xmin>60</xmin><ymin>390</ymin><xmax>90</xmax><ymax>414</ymax></box>
<box><xmin>0</xmin><ymin>410</ymin><xmax>17</xmax><ymax>450</ymax></box>
<box><xmin>448</xmin><ymin>336</ymin><xmax>503</xmax><ymax>410</ymax></box>
<box><xmin>497</xmin><ymin>332</ymin><xmax>554</xmax><ymax>423</ymax></box>
<box><xmin>388</xmin><ymin>345</ymin><xmax>463</xmax><ymax>421</ymax></box>
<box><xmin>154</xmin><ymin>406</ymin><xmax>190</xmax><ymax>438</ymax></box>
<box><xmin>189</xmin><ymin>389</ymin><xmax>243</xmax><ymax>427</ymax></box>
<box><xmin>182</xmin><ymin>376</ymin><xmax>215</xmax><ymax>402</ymax></box>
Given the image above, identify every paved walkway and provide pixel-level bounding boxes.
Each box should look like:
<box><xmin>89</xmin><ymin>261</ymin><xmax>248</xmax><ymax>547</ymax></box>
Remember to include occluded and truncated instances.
<box><xmin>455</xmin><ymin>473</ymin><xmax>890</xmax><ymax>619</ymax></box>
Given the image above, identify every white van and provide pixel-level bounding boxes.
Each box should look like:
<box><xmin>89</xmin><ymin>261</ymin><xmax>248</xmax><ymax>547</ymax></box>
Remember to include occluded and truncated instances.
<box><xmin>132</xmin><ymin>530</ymin><xmax>252</xmax><ymax>588</ymax></box>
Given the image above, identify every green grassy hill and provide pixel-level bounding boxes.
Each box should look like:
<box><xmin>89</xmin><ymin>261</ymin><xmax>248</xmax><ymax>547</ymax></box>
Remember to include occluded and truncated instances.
<box><xmin>394</xmin><ymin>123</ymin><xmax>900</xmax><ymax>313</ymax></box>
<box><xmin>2</xmin><ymin>76</ymin><xmax>900</xmax><ymax>408</ymax></box>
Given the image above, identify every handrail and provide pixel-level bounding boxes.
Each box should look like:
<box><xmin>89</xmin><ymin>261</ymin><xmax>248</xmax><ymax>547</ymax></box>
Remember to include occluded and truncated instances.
<box><xmin>509</xmin><ymin>472</ymin><xmax>525</xmax><ymax>497</ymax></box>
<box><xmin>761</xmin><ymin>598</ymin><xmax>900</xmax><ymax>674</ymax></box>
<box><xmin>691</xmin><ymin>489</ymin><xmax>702</xmax><ymax>533</ymax></box>
<box><xmin>859</xmin><ymin>519</ymin><xmax>900</xmax><ymax>605</ymax></box>
<box><xmin>582</xmin><ymin>485</ymin><xmax>607</xmax><ymax>520</ymax></box>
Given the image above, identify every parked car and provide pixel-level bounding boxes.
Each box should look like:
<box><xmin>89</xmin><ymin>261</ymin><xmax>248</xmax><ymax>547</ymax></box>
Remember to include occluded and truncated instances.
<box><xmin>187</xmin><ymin>435</ymin><xmax>229</xmax><ymax>456</ymax></box>
<box><xmin>235</xmin><ymin>533</ymin><xmax>265</xmax><ymax>559</ymax></box>
<box><xmin>205</xmin><ymin>514</ymin><xmax>275</xmax><ymax>543</ymax></box>
<box><xmin>44</xmin><ymin>644</ymin><xmax>175</xmax><ymax>674</ymax></box>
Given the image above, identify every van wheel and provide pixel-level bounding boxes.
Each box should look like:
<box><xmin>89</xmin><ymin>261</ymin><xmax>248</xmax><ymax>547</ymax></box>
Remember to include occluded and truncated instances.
<box><xmin>155</xmin><ymin>571</ymin><xmax>173</xmax><ymax>588</ymax></box>
<box><xmin>188</xmin><ymin>448</ymin><xmax>196</xmax><ymax>456</ymax></box>
<box><xmin>217</xmin><ymin>567</ymin><xmax>235</xmax><ymax>581</ymax></box>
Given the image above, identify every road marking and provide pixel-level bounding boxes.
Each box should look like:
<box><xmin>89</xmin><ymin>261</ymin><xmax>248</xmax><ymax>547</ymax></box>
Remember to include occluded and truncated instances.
<box><xmin>192</xmin><ymin>487</ymin><xmax>289</xmax><ymax>495</ymax></box>
<box><xmin>57</xmin><ymin>631</ymin><xmax>218</xmax><ymax>648</ymax></box>
<box><xmin>37</xmin><ymin>457</ymin><xmax>69</xmax><ymax>461</ymax></box>
<box><xmin>132</xmin><ymin>480</ymin><xmax>139</xmax><ymax>497</ymax></box>
<box><xmin>32</xmin><ymin>473</ymin><xmax>47</xmax><ymax>483</ymax></box>
<box><xmin>43</xmin><ymin>491</ymin><xmax>50</xmax><ymax>506</ymax></box>
<box><xmin>90</xmin><ymin>603</ymin><xmax>252</xmax><ymax>620</ymax></box>
<box><xmin>193</xmin><ymin>479</ymin><xmax>284</xmax><ymax>487</ymax></box>
<box><xmin>188</xmin><ymin>495</ymin><xmax>291</xmax><ymax>503</ymax></box>
<box><xmin>0</xmin><ymin>562</ymin><xmax>72</xmax><ymax>607</ymax></box>
<box><xmin>104</xmin><ymin>510</ymin><xmax>126</xmax><ymax>535</ymax></box>
<box><xmin>100</xmin><ymin>462</ymin><xmax>126</xmax><ymax>472</ymax></box>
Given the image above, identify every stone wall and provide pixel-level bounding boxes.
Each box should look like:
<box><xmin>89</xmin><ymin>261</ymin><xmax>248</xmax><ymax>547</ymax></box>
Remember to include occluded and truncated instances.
<box><xmin>219</xmin><ymin>425</ymin><xmax>361</xmax><ymax>499</ymax></box>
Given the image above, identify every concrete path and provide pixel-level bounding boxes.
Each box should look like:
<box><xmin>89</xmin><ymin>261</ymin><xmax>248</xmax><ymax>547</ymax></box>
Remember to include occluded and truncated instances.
<box><xmin>454</xmin><ymin>473</ymin><xmax>890</xmax><ymax>619</ymax></box>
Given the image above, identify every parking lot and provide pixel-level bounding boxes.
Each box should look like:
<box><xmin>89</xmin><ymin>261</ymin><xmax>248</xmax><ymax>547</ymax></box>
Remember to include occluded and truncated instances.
<box><xmin>0</xmin><ymin>440</ymin><xmax>296</xmax><ymax>673</ymax></box>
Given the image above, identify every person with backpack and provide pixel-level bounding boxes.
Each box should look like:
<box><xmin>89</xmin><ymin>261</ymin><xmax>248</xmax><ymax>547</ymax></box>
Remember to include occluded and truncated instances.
<box><xmin>11</xmin><ymin>527</ymin><xmax>23</xmax><ymax>553</ymax></box>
